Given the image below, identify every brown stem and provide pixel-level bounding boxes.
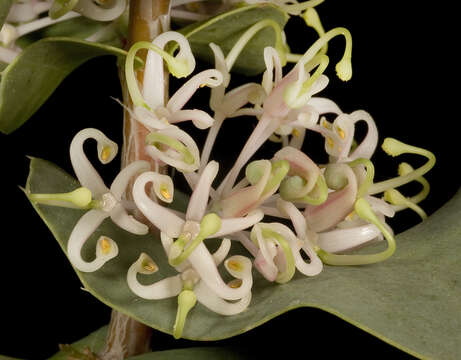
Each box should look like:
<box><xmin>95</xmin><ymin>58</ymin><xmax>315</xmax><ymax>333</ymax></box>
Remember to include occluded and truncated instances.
<box><xmin>99</xmin><ymin>0</ymin><xmax>171</xmax><ymax>359</ymax></box>
<box><xmin>121</xmin><ymin>0</ymin><xmax>170</xmax><ymax>167</ymax></box>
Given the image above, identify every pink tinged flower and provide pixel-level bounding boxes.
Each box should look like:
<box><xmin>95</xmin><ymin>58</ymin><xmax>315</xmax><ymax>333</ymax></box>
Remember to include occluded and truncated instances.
<box><xmin>132</xmin><ymin>161</ymin><xmax>262</xmax><ymax>300</ymax></box>
<box><xmin>67</xmin><ymin>128</ymin><xmax>150</xmax><ymax>272</ymax></box>
<box><xmin>217</xmin><ymin>53</ymin><xmax>328</xmax><ymax>197</ymax></box>
<box><xmin>277</xmin><ymin>199</ymin><xmax>323</xmax><ymax>276</ymax></box>
<box><xmin>250</xmin><ymin>222</ymin><xmax>302</xmax><ymax>283</ymax></box>
<box><xmin>273</xmin><ymin>146</ymin><xmax>321</xmax><ymax>201</ymax></box>
<box><xmin>304</xmin><ymin>163</ymin><xmax>358</xmax><ymax>232</ymax></box>
<box><xmin>218</xmin><ymin>160</ymin><xmax>280</xmax><ymax>218</ymax></box>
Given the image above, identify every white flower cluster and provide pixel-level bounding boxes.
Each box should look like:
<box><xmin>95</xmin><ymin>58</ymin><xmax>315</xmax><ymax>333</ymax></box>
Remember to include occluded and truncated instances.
<box><xmin>27</xmin><ymin>8</ymin><xmax>435</xmax><ymax>339</ymax></box>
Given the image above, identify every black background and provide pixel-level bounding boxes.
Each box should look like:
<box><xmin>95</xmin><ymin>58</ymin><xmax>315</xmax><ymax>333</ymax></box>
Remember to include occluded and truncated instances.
<box><xmin>0</xmin><ymin>1</ymin><xmax>456</xmax><ymax>359</ymax></box>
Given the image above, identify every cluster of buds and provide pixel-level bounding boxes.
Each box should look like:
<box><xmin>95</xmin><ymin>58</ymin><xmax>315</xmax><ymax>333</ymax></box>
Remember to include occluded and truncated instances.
<box><xmin>25</xmin><ymin>1</ymin><xmax>435</xmax><ymax>339</ymax></box>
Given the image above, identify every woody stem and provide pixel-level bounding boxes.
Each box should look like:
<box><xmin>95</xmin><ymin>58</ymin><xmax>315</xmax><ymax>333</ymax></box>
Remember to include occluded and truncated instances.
<box><xmin>98</xmin><ymin>0</ymin><xmax>171</xmax><ymax>359</ymax></box>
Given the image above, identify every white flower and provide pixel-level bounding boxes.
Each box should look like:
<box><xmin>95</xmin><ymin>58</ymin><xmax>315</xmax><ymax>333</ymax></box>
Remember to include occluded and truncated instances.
<box><xmin>66</xmin><ymin>128</ymin><xmax>150</xmax><ymax>272</ymax></box>
<box><xmin>132</xmin><ymin>160</ymin><xmax>263</xmax><ymax>300</ymax></box>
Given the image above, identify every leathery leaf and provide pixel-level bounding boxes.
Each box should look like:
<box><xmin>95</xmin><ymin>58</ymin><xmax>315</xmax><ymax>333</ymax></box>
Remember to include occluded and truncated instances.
<box><xmin>0</xmin><ymin>37</ymin><xmax>135</xmax><ymax>134</ymax></box>
<box><xmin>26</xmin><ymin>157</ymin><xmax>461</xmax><ymax>360</ymax></box>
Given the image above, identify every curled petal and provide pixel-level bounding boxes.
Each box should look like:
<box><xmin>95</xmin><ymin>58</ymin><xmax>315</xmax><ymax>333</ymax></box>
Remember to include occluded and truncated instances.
<box><xmin>209</xmin><ymin>43</ymin><xmax>229</xmax><ymax>111</ymax></box>
<box><xmin>142</xmin><ymin>32</ymin><xmax>195</xmax><ymax>109</ymax></box>
<box><xmin>154</xmin><ymin>31</ymin><xmax>196</xmax><ymax>78</ymax></box>
<box><xmin>219</xmin><ymin>160</ymin><xmax>271</xmax><ymax>218</ymax></box>
<box><xmin>168</xmin><ymin>109</ymin><xmax>215</xmax><ymax>130</ymax></box>
<box><xmin>212</xmin><ymin>238</ymin><xmax>231</xmax><ymax>265</ymax></box>
<box><xmin>73</xmin><ymin>0</ymin><xmax>126</xmax><ymax>21</ymax></box>
<box><xmin>215</xmin><ymin>210</ymin><xmax>264</xmax><ymax>238</ymax></box>
<box><xmin>188</xmin><ymin>242</ymin><xmax>252</xmax><ymax>300</ymax></box>
<box><xmin>347</xmin><ymin>110</ymin><xmax>379</xmax><ymax>160</ymax></box>
<box><xmin>186</xmin><ymin>161</ymin><xmax>219</xmax><ymax>222</ymax></box>
<box><xmin>110</xmin><ymin>204</ymin><xmax>148</xmax><ymax>235</ymax></box>
<box><xmin>305</xmin><ymin>163</ymin><xmax>357</xmax><ymax>232</ymax></box>
<box><xmin>251</xmin><ymin>223</ymin><xmax>296</xmax><ymax>283</ymax></box>
<box><xmin>277</xmin><ymin>200</ymin><xmax>323</xmax><ymax>276</ymax></box>
<box><xmin>253</xmin><ymin>225</ymin><xmax>278</xmax><ymax>281</ymax></box>
<box><xmin>224</xmin><ymin>255</ymin><xmax>252</xmax><ymax>279</ymax></box>
<box><xmin>69</xmin><ymin>128</ymin><xmax>115</xmax><ymax>197</ymax></box>
<box><xmin>133</xmin><ymin>172</ymin><xmax>185</xmax><ymax>237</ymax></box>
<box><xmin>110</xmin><ymin>160</ymin><xmax>150</xmax><ymax>200</ymax></box>
<box><xmin>262</xmin><ymin>46</ymin><xmax>283</xmax><ymax>94</ymax></box>
<box><xmin>167</xmin><ymin>69</ymin><xmax>223</xmax><ymax>112</ymax></box>
<box><xmin>308</xmin><ymin>97</ymin><xmax>342</xmax><ymax>115</ymax></box>
<box><xmin>318</xmin><ymin>223</ymin><xmax>381</xmax><ymax>253</ymax></box>
<box><xmin>195</xmin><ymin>281</ymin><xmax>251</xmax><ymax>316</ymax></box>
<box><xmin>151</xmin><ymin>173</ymin><xmax>175</xmax><ymax>203</ymax></box>
<box><xmin>274</xmin><ymin>146</ymin><xmax>320</xmax><ymax>199</ymax></box>
<box><xmin>67</xmin><ymin>209</ymin><xmax>110</xmax><ymax>272</ymax></box>
<box><xmin>270</xmin><ymin>222</ymin><xmax>321</xmax><ymax>277</ymax></box>
<box><xmin>127</xmin><ymin>253</ymin><xmax>182</xmax><ymax>299</ymax></box>
<box><xmin>146</xmin><ymin>126</ymin><xmax>200</xmax><ymax>173</ymax></box>
<box><xmin>332</xmin><ymin>113</ymin><xmax>355</xmax><ymax>159</ymax></box>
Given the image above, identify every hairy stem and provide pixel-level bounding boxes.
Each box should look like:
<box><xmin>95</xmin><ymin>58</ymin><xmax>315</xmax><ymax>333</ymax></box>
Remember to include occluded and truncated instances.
<box><xmin>99</xmin><ymin>0</ymin><xmax>171</xmax><ymax>359</ymax></box>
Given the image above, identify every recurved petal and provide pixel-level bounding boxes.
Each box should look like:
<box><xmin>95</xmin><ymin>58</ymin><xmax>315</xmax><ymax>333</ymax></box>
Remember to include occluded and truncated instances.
<box><xmin>69</xmin><ymin>128</ymin><xmax>114</xmax><ymax>197</ymax></box>
<box><xmin>167</xmin><ymin>69</ymin><xmax>223</xmax><ymax>112</ymax></box>
<box><xmin>110</xmin><ymin>204</ymin><xmax>149</xmax><ymax>235</ymax></box>
<box><xmin>67</xmin><ymin>209</ymin><xmax>110</xmax><ymax>272</ymax></box>
<box><xmin>132</xmin><ymin>172</ymin><xmax>185</xmax><ymax>237</ymax></box>
<box><xmin>168</xmin><ymin>109</ymin><xmax>215</xmax><ymax>130</ymax></box>
<box><xmin>195</xmin><ymin>280</ymin><xmax>251</xmax><ymax>316</ymax></box>
<box><xmin>110</xmin><ymin>160</ymin><xmax>150</xmax><ymax>200</ymax></box>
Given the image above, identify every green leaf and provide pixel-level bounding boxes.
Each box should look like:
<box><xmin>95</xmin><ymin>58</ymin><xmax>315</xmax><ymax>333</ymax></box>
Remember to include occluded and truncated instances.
<box><xmin>26</xmin><ymin>157</ymin><xmax>461</xmax><ymax>360</ymax></box>
<box><xmin>48</xmin><ymin>326</ymin><xmax>108</xmax><ymax>359</ymax></box>
<box><xmin>16</xmin><ymin>17</ymin><xmax>121</xmax><ymax>49</ymax></box>
<box><xmin>0</xmin><ymin>0</ymin><xmax>12</xmax><ymax>28</ymax></box>
<box><xmin>176</xmin><ymin>4</ymin><xmax>288</xmax><ymax>76</ymax></box>
<box><xmin>0</xmin><ymin>37</ymin><xmax>131</xmax><ymax>134</ymax></box>
<box><xmin>0</xmin><ymin>355</ymin><xmax>23</xmax><ymax>360</ymax></box>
